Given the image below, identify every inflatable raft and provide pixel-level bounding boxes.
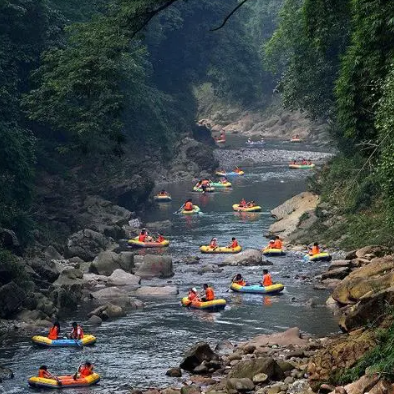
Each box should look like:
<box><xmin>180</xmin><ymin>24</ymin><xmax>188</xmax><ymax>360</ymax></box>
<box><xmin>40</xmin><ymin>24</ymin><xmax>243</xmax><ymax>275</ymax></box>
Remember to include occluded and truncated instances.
<box><xmin>216</xmin><ymin>139</ymin><xmax>226</xmax><ymax>143</ymax></box>
<box><xmin>232</xmin><ymin>204</ymin><xmax>262</xmax><ymax>212</ymax></box>
<box><xmin>128</xmin><ymin>237</ymin><xmax>169</xmax><ymax>248</ymax></box>
<box><xmin>200</xmin><ymin>245</ymin><xmax>242</xmax><ymax>254</ymax></box>
<box><xmin>154</xmin><ymin>194</ymin><xmax>172</xmax><ymax>202</ymax></box>
<box><xmin>290</xmin><ymin>138</ymin><xmax>302</xmax><ymax>142</ymax></box>
<box><xmin>303</xmin><ymin>252</ymin><xmax>332</xmax><ymax>262</ymax></box>
<box><xmin>216</xmin><ymin>171</ymin><xmax>244</xmax><ymax>176</ymax></box>
<box><xmin>32</xmin><ymin>335</ymin><xmax>96</xmax><ymax>347</ymax></box>
<box><xmin>181</xmin><ymin>297</ymin><xmax>226</xmax><ymax>311</ymax></box>
<box><xmin>182</xmin><ymin>205</ymin><xmax>201</xmax><ymax>215</ymax></box>
<box><xmin>193</xmin><ymin>186</ymin><xmax>215</xmax><ymax>193</ymax></box>
<box><xmin>262</xmin><ymin>248</ymin><xmax>286</xmax><ymax>256</ymax></box>
<box><xmin>289</xmin><ymin>164</ymin><xmax>315</xmax><ymax>169</ymax></box>
<box><xmin>210</xmin><ymin>181</ymin><xmax>232</xmax><ymax>188</ymax></box>
<box><xmin>28</xmin><ymin>373</ymin><xmax>100</xmax><ymax>389</ymax></box>
<box><xmin>230</xmin><ymin>282</ymin><xmax>285</xmax><ymax>294</ymax></box>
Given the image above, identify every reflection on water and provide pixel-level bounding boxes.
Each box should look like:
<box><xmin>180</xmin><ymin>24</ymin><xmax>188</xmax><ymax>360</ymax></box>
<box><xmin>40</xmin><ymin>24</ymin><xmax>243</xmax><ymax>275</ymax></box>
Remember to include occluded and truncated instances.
<box><xmin>0</xmin><ymin>141</ymin><xmax>339</xmax><ymax>394</ymax></box>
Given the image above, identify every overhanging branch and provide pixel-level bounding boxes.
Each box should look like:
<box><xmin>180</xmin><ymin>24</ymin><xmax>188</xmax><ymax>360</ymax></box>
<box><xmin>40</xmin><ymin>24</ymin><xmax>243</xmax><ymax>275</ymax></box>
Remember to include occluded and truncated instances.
<box><xmin>210</xmin><ymin>0</ymin><xmax>251</xmax><ymax>31</ymax></box>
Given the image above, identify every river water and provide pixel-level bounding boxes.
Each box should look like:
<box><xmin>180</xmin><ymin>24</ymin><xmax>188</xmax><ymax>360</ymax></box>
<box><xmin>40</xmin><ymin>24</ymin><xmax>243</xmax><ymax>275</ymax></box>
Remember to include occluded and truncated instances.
<box><xmin>0</xmin><ymin>138</ymin><xmax>339</xmax><ymax>394</ymax></box>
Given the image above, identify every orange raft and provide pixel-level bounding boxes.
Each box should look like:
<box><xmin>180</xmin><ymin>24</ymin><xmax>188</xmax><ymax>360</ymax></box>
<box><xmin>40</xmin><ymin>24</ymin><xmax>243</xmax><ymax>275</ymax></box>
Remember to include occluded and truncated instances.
<box><xmin>28</xmin><ymin>373</ymin><xmax>100</xmax><ymax>389</ymax></box>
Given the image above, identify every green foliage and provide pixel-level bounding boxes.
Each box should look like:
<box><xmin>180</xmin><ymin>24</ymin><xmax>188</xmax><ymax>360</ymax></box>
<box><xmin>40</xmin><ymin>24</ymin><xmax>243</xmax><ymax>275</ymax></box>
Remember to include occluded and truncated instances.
<box><xmin>0</xmin><ymin>247</ymin><xmax>30</xmax><ymax>286</ymax></box>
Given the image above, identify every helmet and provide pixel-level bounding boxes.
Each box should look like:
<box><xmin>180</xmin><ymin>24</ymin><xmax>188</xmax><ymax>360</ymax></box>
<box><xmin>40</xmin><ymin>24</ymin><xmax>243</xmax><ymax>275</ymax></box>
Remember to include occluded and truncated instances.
<box><xmin>192</xmin><ymin>287</ymin><xmax>197</xmax><ymax>293</ymax></box>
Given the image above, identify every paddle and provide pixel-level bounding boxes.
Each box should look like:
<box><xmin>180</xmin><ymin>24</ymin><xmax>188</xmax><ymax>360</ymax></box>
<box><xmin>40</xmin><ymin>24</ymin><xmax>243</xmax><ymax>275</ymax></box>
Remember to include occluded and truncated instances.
<box><xmin>174</xmin><ymin>204</ymin><xmax>185</xmax><ymax>214</ymax></box>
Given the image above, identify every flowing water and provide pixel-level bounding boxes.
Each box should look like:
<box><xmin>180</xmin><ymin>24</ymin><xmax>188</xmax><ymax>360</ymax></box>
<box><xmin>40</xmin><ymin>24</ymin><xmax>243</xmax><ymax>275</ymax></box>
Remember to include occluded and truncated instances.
<box><xmin>0</xmin><ymin>138</ymin><xmax>339</xmax><ymax>394</ymax></box>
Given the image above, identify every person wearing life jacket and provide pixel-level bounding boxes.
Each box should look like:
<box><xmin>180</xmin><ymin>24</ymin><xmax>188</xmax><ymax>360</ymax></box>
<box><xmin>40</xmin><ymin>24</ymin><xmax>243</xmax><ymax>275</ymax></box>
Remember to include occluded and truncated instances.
<box><xmin>74</xmin><ymin>361</ymin><xmax>94</xmax><ymax>380</ymax></box>
<box><xmin>228</xmin><ymin>237</ymin><xmax>239</xmax><ymax>249</ymax></box>
<box><xmin>201</xmin><ymin>284</ymin><xmax>215</xmax><ymax>302</ymax></box>
<box><xmin>232</xmin><ymin>273</ymin><xmax>246</xmax><ymax>286</ymax></box>
<box><xmin>239</xmin><ymin>198</ymin><xmax>247</xmax><ymax>207</ymax></box>
<box><xmin>188</xmin><ymin>287</ymin><xmax>198</xmax><ymax>301</ymax></box>
<box><xmin>209</xmin><ymin>237</ymin><xmax>218</xmax><ymax>249</ymax></box>
<box><xmin>302</xmin><ymin>158</ymin><xmax>307</xmax><ymax>165</ymax></box>
<box><xmin>309</xmin><ymin>242</ymin><xmax>321</xmax><ymax>256</ymax></box>
<box><xmin>157</xmin><ymin>233</ymin><xmax>165</xmax><ymax>243</ymax></box>
<box><xmin>220</xmin><ymin>177</ymin><xmax>228</xmax><ymax>184</ymax></box>
<box><xmin>48</xmin><ymin>321</ymin><xmax>60</xmax><ymax>340</ymax></box>
<box><xmin>69</xmin><ymin>322</ymin><xmax>84</xmax><ymax>339</ymax></box>
<box><xmin>265</xmin><ymin>239</ymin><xmax>275</xmax><ymax>250</ymax></box>
<box><xmin>38</xmin><ymin>365</ymin><xmax>62</xmax><ymax>385</ymax></box>
<box><xmin>184</xmin><ymin>199</ymin><xmax>194</xmax><ymax>211</ymax></box>
<box><xmin>234</xmin><ymin>166</ymin><xmax>241</xmax><ymax>173</ymax></box>
<box><xmin>201</xmin><ymin>179</ymin><xmax>210</xmax><ymax>192</ymax></box>
<box><xmin>247</xmin><ymin>200</ymin><xmax>256</xmax><ymax>207</ymax></box>
<box><xmin>273</xmin><ymin>236</ymin><xmax>283</xmax><ymax>250</ymax></box>
<box><xmin>261</xmin><ymin>269</ymin><xmax>273</xmax><ymax>287</ymax></box>
<box><xmin>291</xmin><ymin>159</ymin><xmax>296</xmax><ymax>165</ymax></box>
<box><xmin>138</xmin><ymin>229</ymin><xmax>147</xmax><ymax>242</ymax></box>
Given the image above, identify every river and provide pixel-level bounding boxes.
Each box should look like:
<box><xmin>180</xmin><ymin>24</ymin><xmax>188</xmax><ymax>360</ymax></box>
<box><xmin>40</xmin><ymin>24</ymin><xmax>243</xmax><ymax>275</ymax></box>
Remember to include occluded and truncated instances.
<box><xmin>0</xmin><ymin>137</ymin><xmax>339</xmax><ymax>394</ymax></box>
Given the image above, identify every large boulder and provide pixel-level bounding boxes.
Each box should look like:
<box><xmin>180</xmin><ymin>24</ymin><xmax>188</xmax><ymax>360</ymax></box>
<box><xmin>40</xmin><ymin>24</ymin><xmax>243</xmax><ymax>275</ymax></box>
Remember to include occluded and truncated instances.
<box><xmin>228</xmin><ymin>357</ymin><xmax>284</xmax><ymax>381</ymax></box>
<box><xmin>0</xmin><ymin>282</ymin><xmax>27</xmax><ymax>318</ymax></box>
<box><xmin>134</xmin><ymin>255</ymin><xmax>174</xmax><ymax>279</ymax></box>
<box><xmin>134</xmin><ymin>286</ymin><xmax>178</xmax><ymax>297</ymax></box>
<box><xmin>90</xmin><ymin>286</ymin><xmax>128</xmax><ymax>300</ymax></box>
<box><xmin>244</xmin><ymin>327</ymin><xmax>308</xmax><ymax>349</ymax></box>
<box><xmin>0</xmin><ymin>228</ymin><xmax>19</xmax><ymax>250</ymax></box>
<box><xmin>180</xmin><ymin>342</ymin><xmax>219</xmax><ymax>371</ymax></box>
<box><xmin>226</xmin><ymin>378</ymin><xmax>255</xmax><ymax>392</ymax></box>
<box><xmin>90</xmin><ymin>251</ymin><xmax>134</xmax><ymax>276</ymax></box>
<box><xmin>50</xmin><ymin>271</ymin><xmax>84</xmax><ymax>310</ymax></box>
<box><xmin>220</xmin><ymin>249</ymin><xmax>262</xmax><ymax>266</ymax></box>
<box><xmin>65</xmin><ymin>229</ymin><xmax>112</xmax><ymax>261</ymax></box>
<box><xmin>355</xmin><ymin>245</ymin><xmax>392</xmax><ymax>259</ymax></box>
<box><xmin>108</xmin><ymin>269</ymin><xmax>140</xmax><ymax>286</ymax></box>
<box><xmin>88</xmin><ymin>302</ymin><xmax>125</xmax><ymax>320</ymax></box>
<box><xmin>28</xmin><ymin>258</ymin><xmax>60</xmax><ymax>283</ymax></box>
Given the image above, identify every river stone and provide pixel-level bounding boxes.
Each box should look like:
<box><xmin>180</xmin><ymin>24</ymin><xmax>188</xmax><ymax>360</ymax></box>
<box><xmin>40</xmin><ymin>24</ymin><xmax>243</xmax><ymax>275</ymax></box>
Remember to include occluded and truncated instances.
<box><xmin>252</xmin><ymin>373</ymin><xmax>268</xmax><ymax>384</ymax></box>
<box><xmin>328</xmin><ymin>260</ymin><xmax>350</xmax><ymax>270</ymax></box>
<box><xmin>90</xmin><ymin>251</ymin><xmax>130</xmax><ymax>276</ymax></box>
<box><xmin>88</xmin><ymin>314</ymin><xmax>103</xmax><ymax>325</ymax></box>
<box><xmin>228</xmin><ymin>357</ymin><xmax>284</xmax><ymax>381</ymax></box>
<box><xmin>90</xmin><ymin>286</ymin><xmax>128</xmax><ymax>300</ymax></box>
<box><xmin>180</xmin><ymin>385</ymin><xmax>201</xmax><ymax>394</ymax></box>
<box><xmin>28</xmin><ymin>259</ymin><xmax>60</xmax><ymax>282</ymax></box>
<box><xmin>198</xmin><ymin>265</ymin><xmax>223</xmax><ymax>275</ymax></box>
<box><xmin>321</xmin><ymin>267</ymin><xmax>349</xmax><ymax>280</ymax></box>
<box><xmin>355</xmin><ymin>245</ymin><xmax>391</xmax><ymax>259</ymax></box>
<box><xmin>166</xmin><ymin>367</ymin><xmax>182</xmax><ymax>377</ymax></box>
<box><xmin>180</xmin><ymin>342</ymin><xmax>219</xmax><ymax>371</ymax></box>
<box><xmin>135</xmin><ymin>286</ymin><xmax>178</xmax><ymax>297</ymax></box>
<box><xmin>134</xmin><ymin>255</ymin><xmax>174</xmax><ymax>279</ymax></box>
<box><xmin>108</xmin><ymin>269</ymin><xmax>141</xmax><ymax>286</ymax></box>
<box><xmin>220</xmin><ymin>249</ymin><xmax>262</xmax><ymax>266</ymax></box>
<box><xmin>227</xmin><ymin>378</ymin><xmax>255</xmax><ymax>392</ymax></box>
<box><xmin>0</xmin><ymin>282</ymin><xmax>27</xmax><ymax>318</ymax></box>
<box><xmin>102</xmin><ymin>303</ymin><xmax>125</xmax><ymax>319</ymax></box>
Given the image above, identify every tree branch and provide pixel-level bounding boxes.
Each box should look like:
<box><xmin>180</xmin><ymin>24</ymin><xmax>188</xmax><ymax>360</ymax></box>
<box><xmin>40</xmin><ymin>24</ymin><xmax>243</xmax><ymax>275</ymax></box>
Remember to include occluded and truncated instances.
<box><xmin>210</xmin><ymin>0</ymin><xmax>251</xmax><ymax>32</ymax></box>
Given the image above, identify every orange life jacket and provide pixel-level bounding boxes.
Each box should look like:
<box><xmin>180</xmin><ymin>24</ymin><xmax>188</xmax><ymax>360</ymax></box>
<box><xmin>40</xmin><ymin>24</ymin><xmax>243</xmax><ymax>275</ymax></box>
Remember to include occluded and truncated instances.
<box><xmin>188</xmin><ymin>291</ymin><xmax>197</xmax><ymax>301</ymax></box>
<box><xmin>38</xmin><ymin>369</ymin><xmax>49</xmax><ymax>378</ymax></box>
<box><xmin>70</xmin><ymin>325</ymin><xmax>84</xmax><ymax>339</ymax></box>
<box><xmin>201</xmin><ymin>180</ymin><xmax>209</xmax><ymax>186</ymax></box>
<box><xmin>231</xmin><ymin>240</ymin><xmax>238</xmax><ymax>248</ymax></box>
<box><xmin>262</xmin><ymin>274</ymin><xmax>273</xmax><ymax>286</ymax></box>
<box><xmin>311</xmin><ymin>246</ymin><xmax>320</xmax><ymax>255</ymax></box>
<box><xmin>157</xmin><ymin>235</ymin><xmax>164</xmax><ymax>243</ymax></box>
<box><xmin>48</xmin><ymin>326</ymin><xmax>59</xmax><ymax>340</ymax></box>
<box><xmin>273</xmin><ymin>240</ymin><xmax>282</xmax><ymax>249</ymax></box>
<box><xmin>234</xmin><ymin>279</ymin><xmax>246</xmax><ymax>286</ymax></box>
<box><xmin>205</xmin><ymin>287</ymin><xmax>215</xmax><ymax>301</ymax></box>
<box><xmin>184</xmin><ymin>202</ymin><xmax>193</xmax><ymax>210</ymax></box>
<box><xmin>138</xmin><ymin>234</ymin><xmax>146</xmax><ymax>242</ymax></box>
<box><xmin>79</xmin><ymin>365</ymin><xmax>93</xmax><ymax>377</ymax></box>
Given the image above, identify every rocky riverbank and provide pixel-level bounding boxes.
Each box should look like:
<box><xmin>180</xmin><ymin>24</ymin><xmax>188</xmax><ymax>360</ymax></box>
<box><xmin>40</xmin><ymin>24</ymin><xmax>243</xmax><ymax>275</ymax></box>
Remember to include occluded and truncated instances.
<box><xmin>128</xmin><ymin>245</ymin><xmax>393</xmax><ymax>394</ymax></box>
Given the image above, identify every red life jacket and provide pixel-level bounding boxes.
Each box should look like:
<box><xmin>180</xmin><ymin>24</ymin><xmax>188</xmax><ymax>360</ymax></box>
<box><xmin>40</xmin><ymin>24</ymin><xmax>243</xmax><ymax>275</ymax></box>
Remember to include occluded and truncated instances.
<box><xmin>79</xmin><ymin>365</ymin><xmax>93</xmax><ymax>377</ymax></box>
<box><xmin>262</xmin><ymin>274</ymin><xmax>273</xmax><ymax>286</ymax></box>
<box><xmin>231</xmin><ymin>240</ymin><xmax>238</xmax><ymax>248</ymax></box>
<box><xmin>70</xmin><ymin>325</ymin><xmax>84</xmax><ymax>339</ymax></box>
<box><xmin>48</xmin><ymin>326</ymin><xmax>59</xmax><ymax>340</ymax></box>
<box><xmin>184</xmin><ymin>202</ymin><xmax>193</xmax><ymax>210</ymax></box>
<box><xmin>157</xmin><ymin>235</ymin><xmax>164</xmax><ymax>243</ymax></box>
<box><xmin>138</xmin><ymin>234</ymin><xmax>146</xmax><ymax>242</ymax></box>
<box><xmin>205</xmin><ymin>287</ymin><xmax>215</xmax><ymax>301</ymax></box>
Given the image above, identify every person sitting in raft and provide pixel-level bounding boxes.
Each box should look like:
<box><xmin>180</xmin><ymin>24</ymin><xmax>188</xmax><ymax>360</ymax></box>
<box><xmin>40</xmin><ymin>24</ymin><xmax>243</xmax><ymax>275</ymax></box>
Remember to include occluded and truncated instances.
<box><xmin>247</xmin><ymin>200</ymin><xmax>256</xmax><ymax>207</ymax></box>
<box><xmin>38</xmin><ymin>365</ymin><xmax>60</xmax><ymax>383</ymax></box>
<box><xmin>156</xmin><ymin>233</ymin><xmax>165</xmax><ymax>243</ymax></box>
<box><xmin>74</xmin><ymin>361</ymin><xmax>94</xmax><ymax>380</ymax></box>
<box><xmin>184</xmin><ymin>199</ymin><xmax>194</xmax><ymax>211</ymax></box>
<box><xmin>220</xmin><ymin>177</ymin><xmax>228</xmax><ymax>183</ymax></box>
<box><xmin>138</xmin><ymin>229</ymin><xmax>147</xmax><ymax>242</ymax></box>
<box><xmin>188</xmin><ymin>287</ymin><xmax>199</xmax><ymax>301</ymax></box>
<box><xmin>158</xmin><ymin>189</ymin><xmax>168</xmax><ymax>196</ymax></box>
<box><xmin>48</xmin><ymin>321</ymin><xmax>60</xmax><ymax>340</ymax></box>
<box><xmin>232</xmin><ymin>273</ymin><xmax>246</xmax><ymax>286</ymax></box>
<box><xmin>228</xmin><ymin>237</ymin><xmax>239</xmax><ymax>249</ymax></box>
<box><xmin>309</xmin><ymin>242</ymin><xmax>321</xmax><ymax>256</ymax></box>
<box><xmin>201</xmin><ymin>284</ymin><xmax>215</xmax><ymax>302</ymax></box>
<box><xmin>69</xmin><ymin>322</ymin><xmax>84</xmax><ymax>340</ymax></box>
<box><xmin>265</xmin><ymin>239</ymin><xmax>275</xmax><ymax>250</ymax></box>
<box><xmin>273</xmin><ymin>235</ymin><xmax>283</xmax><ymax>250</ymax></box>
<box><xmin>290</xmin><ymin>159</ymin><xmax>296</xmax><ymax>165</ymax></box>
<box><xmin>201</xmin><ymin>179</ymin><xmax>210</xmax><ymax>192</ymax></box>
<box><xmin>302</xmin><ymin>158</ymin><xmax>307</xmax><ymax>165</ymax></box>
<box><xmin>234</xmin><ymin>166</ymin><xmax>242</xmax><ymax>173</ymax></box>
<box><xmin>261</xmin><ymin>269</ymin><xmax>273</xmax><ymax>287</ymax></box>
<box><xmin>239</xmin><ymin>198</ymin><xmax>247</xmax><ymax>207</ymax></box>
<box><xmin>209</xmin><ymin>237</ymin><xmax>218</xmax><ymax>249</ymax></box>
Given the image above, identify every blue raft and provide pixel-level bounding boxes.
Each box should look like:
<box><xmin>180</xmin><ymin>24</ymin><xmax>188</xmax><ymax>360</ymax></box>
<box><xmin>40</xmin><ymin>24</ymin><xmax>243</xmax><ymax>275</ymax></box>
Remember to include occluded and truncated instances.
<box><xmin>230</xmin><ymin>283</ymin><xmax>285</xmax><ymax>294</ymax></box>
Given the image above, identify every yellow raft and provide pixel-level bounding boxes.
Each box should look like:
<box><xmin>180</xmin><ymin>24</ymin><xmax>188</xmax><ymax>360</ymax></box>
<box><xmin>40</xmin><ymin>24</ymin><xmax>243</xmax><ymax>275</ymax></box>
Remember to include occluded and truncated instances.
<box><xmin>28</xmin><ymin>373</ymin><xmax>100</xmax><ymax>389</ymax></box>
<box><xmin>193</xmin><ymin>186</ymin><xmax>215</xmax><ymax>193</ymax></box>
<box><xmin>200</xmin><ymin>245</ymin><xmax>242</xmax><ymax>254</ymax></box>
<box><xmin>289</xmin><ymin>164</ymin><xmax>315</xmax><ymax>169</ymax></box>
<box><xmin>181</xmin><ymin>297</ymin><xmax>226</xmax><ymax>310</ymax></box>
<box><xmin>182</xmin><ymin>205</ymin><xmax>201</xmax><ymax>215</ymax></box>
<box><xmin>32</xmin><ymin>334</ymin><xmax>97</xmax><ymax>347</ymax></box>
<box><xmin>216</xmin><ymin>171</ymin><xmax>245</xmax><ymax>176</ymax></box>
<box><xmin>154</xmin><ymin>194</ymin><xmax>172</xmax><ymax>202</ymax></box>
<box><xmin>304</xmin><ymin>252</ymin><xmax>332</xmax><ymax>262</ymax></box>
<box><xmin>232</xmin><ymin>204</ymin><xmax>262</xmax><ymax>212</ymax></box>
<box><xmin>262</xmin><ymin>248</ymin><xmax>286</xmax><ymax>256</ymax></box>
<box><xmin>127</xmin><ymin>237</ymin><xmax>169</xmax><ymax>248</ymax></box>
<box><xmin>290</xmin><ymin>138</ymin><xmax>302</xmax><ymax>142</ymax></box>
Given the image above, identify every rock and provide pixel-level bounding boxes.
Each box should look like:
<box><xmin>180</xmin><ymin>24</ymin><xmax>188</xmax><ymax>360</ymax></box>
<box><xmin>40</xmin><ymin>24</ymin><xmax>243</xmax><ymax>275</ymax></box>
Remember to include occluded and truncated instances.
<box><xmin>328</xmin><ymin>260</ymin><xmax>350</xmax><ymax>269</ymax></box>
<box><xmin>60</xmin><ymin>267</ymin><xmax>83</xmax><ymax>280</ymax></box>
<box><xmin>215</xmin><ymin>340</ymin><xmax>234</xmax><ymax>353</ymax></box>
<box><xmin>162</xmin><ymin>389</ymin><xmax>181</xmax><ymax>394</ymax></box>
<box><xmin>343</xmin><ymin>374</ymin><xmax>380</xmax><ymax>394</ymax></box>
<box><xmin>44</xmin><ymin>245</ymin><xmax>63</xmax><ymax>260</ymax></box>
<box><xmin>180</xmin><ymin>385</ymin><xmax>201</xmax><ymax>394</ymax></box>
<box><xmin>228</xmin><ymin>357</ymin><xmax>284</xmax><ymax>381</ymax></box>
<box><xmin>264</xmin><ymin>386</ymin><xmax>281</xmax><ymax>394</ymax></box>
<box><xmin>269</xmin><ymin>192</ymin><xmax>320</xmax><ymax>237</ymax></box>
<box><xmin>180</xmin><ymin>342</ymin><xmax>219</xmax><ymax>371</ymax></box>
<box><xmin>87</xmin><ymin>314</ymin><xmax>103</xmax><ymax>325</ymax></box>
<box><xmin>166</xmin><ymin>367</ymin><xmax>182</xmax><ymax>377</ymax></box>
<box><xmin>368</xmin><ymin>379</ymin><xmax>392</xmax><ymax>394</ymax></box>
<box><xmin>0</xmin><ymin>365</ymin><xmax>14</xmax><ymax>381</ymax></box>
<box><xmin>50</xmin><ymin>272</ymin><xmax>84</xmax><ymax>310</ymax></box>
<box><xmin>276</xmin><ymin>360</ymin><xmax>294</xmax><ymax>373</ymax></box>
<box><xmin>321</xmin><ymin>267</ymin><xmax>349</xmax><ymax>280</ymax></box>
<box><xmin>321</xmin><ymin>279</ymin><xmax>342</xmax><ymax>289</ymax></box>
<box><xmin>355</xmin><ymin>245</ymin><xmax>391</xmax><ymax>259</ymax></box>
<box><xmin>134</xmin><ymin>255</ymin><xmax>174</xmax><ymax>279</ymax></box>
<box><xmin>198</xmin><ymin>265</ymin><xmax>223</xmax><ymax>275</ymax></box>
<box><xmin>227</xmin><ymin>378</ymin><xmax>255</xmax><ymax>392</ymax></box>
<box><xmin>193</xmin><ymin>364</ymin><xmax>209</xmax><ymax>374</ymax></box>
<box><xmin>245</xmin><ymin>327</ymin><xmax>308</xmax><ymax>348</ymax></box>
<box><xmin>145</xmin><ymin>220</ymin><xmax>172</xmax><ymax>232</ymax></box>
<box><xmin>252</xmin><ymin>373</ymin><xmax>268</xmax><ymax>384</ymax></box>
<box><xmin>65</xmin><ymin>229</ymin><xmax>112</xmax><ymax>262</ymax></box>
<box><xmin>129</xmin><ymin>298</ymin><xmax>144</xmax><ymax>309</ymax></box>
<box><xmin>0</xmin><ymin>282</ymin><xmax>27</xmax><ymax>318</ymax></box>
<box><xmin>29</xmin><ymin>259</ymin><xmax>60</xmax><ymax>282</ymax></box>
<box><xmin>135</xmin><ymin>286</ymin><xmax>178</xmax><ymax>297</ymax></box>
<box><xmin>16</xmin><ymin>308</ymin><xmax>49</xmax><ymax>322</ymax></box>
<box><xmin>90</xmin><ymin>251</ymin><xmax>133</xmax><ymax>276</ymax></box>
<box><xmin>90</xmin><ymin>287</ymin><xmax>128</xmax><ymax>300</ymax></box>
<box><xmin>243</xmin><ymin>345</ymin><xmax>256</xmax><ymax>354</ymax></box>
<box><xmin>108</xmin><ymin>269</ymin><xmax>141</xmax><ymax>286</ymax></box>
<box><xmin>182</xmin><ymin>256</ymin><xmax>201</xmax><ymax>265</ymax></box>
<box><xmin>220</xmin><ymin>249</ymin><xmax>262</xmax><ymax>266</ymax></box>
<box><xmin>102</xmin><ymin>303</ymin><xmax>125</xmax><ymax>319</ymax></box>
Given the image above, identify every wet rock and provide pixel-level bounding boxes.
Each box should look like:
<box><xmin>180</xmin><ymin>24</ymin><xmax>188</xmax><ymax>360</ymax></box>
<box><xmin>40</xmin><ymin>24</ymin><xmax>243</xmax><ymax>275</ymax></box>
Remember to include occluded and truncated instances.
<box><xmin>355</xmin><ymin>245</ymin><xmax>391</xmax><ymax>259</ymax></box>
<box><xmin>90</xmin><ymin>286</ymin><xmax>128</xmax><ymax>300</ymax></box>
<box><xmin>16</xmin><ymin>309</ymin><xmax>49</xmax><ymax>322</ymax></box>
<box><xmin>228</xmin><ymin>357</ymin><xmax>284</xmax><ymax>381</ymax></box>
<box><xmin>0</xmin><ymin>282</ymin><xmax>27</xmax><ymax>318</ymax></box>
<box><xmin>87</xmin><ymin>314</ymin><xmax>103</xmax><ymax>325</ymax></box>
<box><xmin>252</xmin><ymin>373</ymin><xmax>268</xmax><ymax>384</ymax></box>
<box><xmin>322</xmin><ymin>267</ymin><xmax>349</xmax><ymax>280</ymax></box>
<box><xmin>180</xmin><ymin>342</ymin><xmax>219</xmax><ymax>371</ymax></box>
<box><xmin>29</xmin><ymin>259</ymin><xmax>60</xmax><ymax>282</ymax></box>
<box><xmin>220</xmin><ymin>249</ymin><xmax>262</xmax><ymax>266</ymax></box>
<box><xmin>193</xmin><ymin>363</ymin><xmax>208</xmax><ymax>374</ymax></box>
<box><xmin>180</xmin><ymin>385</ymin><xmax>201</xmax><ymax>394</ymax></box>
<box><xmin>65</xmin><ymin>229</ymin><xmax>112</xmax><ymax>262</ymax></box>
<box><xmin>108</xmin><ymin>269</ymin><xmax>141</xmax><ymax>286</ymax></box>
<box><xmin>198</xmin><ymin>265</ymin><xmax>223</xmax><ymax>275</ymax></box>
<box><xmin>129</xmin><ymin>298</ymin><xmax>144</xmax><ymax>309</ymax></box>
<box><xmin>215</xmin><ymin>340</ymin><xmax>234</xmax><ymax>353</ymax></box>
<box><xmin>135</xmin><ymin>286</ymin><xmax>178</xmax><ymax>297</ymax></box>
<box><xmin>166</xmin><ymin>367</ymin><xmax>182</xmax><ymax>377</ymax></box>
<box><xmin>90</xmin><ymin>251</ymin><xmax>133</xmax><ymax>276</ymax></box>
<box><xmin>134</xmin><ymin>255</ymin><xmax>174</xmax><ymax>279</ymax></box>
<box><xmin>227</xmin><ymin>378</ymin><xmax>255</xmax><ymax>392</ymax></box>
<box><xmin>328</xmin><ymin>260</ymin><xmax>350</xmax><ymax>269</ymax></box>
<box><xmin>245</xmin><ymin>327</ymin><xmax>308</xmax><ymax>348</ymax></box>
<box><xmin>181</xmin><ymin>256</ymin><xmax>201</xmax><ymax>265</ymax></box>
<box><xmin>88</xmin><ymin>302</ymin><xmax>124</xmax><ymax>320</ymax></box>
<box><xmin>321</xmin><ymin>279</ymin><xmax>342</xmax><ymax>289</ymax></box>
<box><xmin>0</xmin><ymin>365</ymin><xmax>14</xmax><ymax>381</ymax></box>
<box><xmin>243</xmin><ymin>345</ymin><xmax>256</xmax><ymax>354</ymax></box>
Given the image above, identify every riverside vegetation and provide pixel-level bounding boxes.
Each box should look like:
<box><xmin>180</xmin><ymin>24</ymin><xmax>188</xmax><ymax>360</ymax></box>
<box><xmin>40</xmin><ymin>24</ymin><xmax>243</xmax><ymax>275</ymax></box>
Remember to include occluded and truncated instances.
<box><xmin>0</xmin><ymin>0</ymin><xmax>394</xmax><ymax>393</ymax></box>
